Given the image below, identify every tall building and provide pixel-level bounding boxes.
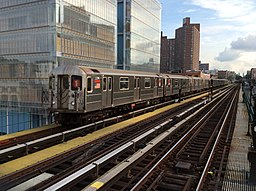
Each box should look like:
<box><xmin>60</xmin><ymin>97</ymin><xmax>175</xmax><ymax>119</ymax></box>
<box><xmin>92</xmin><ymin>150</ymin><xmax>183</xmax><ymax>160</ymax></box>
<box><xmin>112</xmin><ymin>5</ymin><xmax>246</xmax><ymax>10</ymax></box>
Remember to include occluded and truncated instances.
<box><xmin>174</xmin><ymin>17</ymin><xmax>200</xmax><ymax>73</ymax></box>
<box><xmin>0</xmin><ymin>0</ymin><xmax>117</xmax><ymax>134</ymax></box>
<box><xmin>160</xmin><ymin>32</ymin><xmax>175</xmax><ymax>73</ymax></box>
<box><xmin>117</xmin><ymin>0</ymin><xmax>161</xmax><ymax>72</ymax></box>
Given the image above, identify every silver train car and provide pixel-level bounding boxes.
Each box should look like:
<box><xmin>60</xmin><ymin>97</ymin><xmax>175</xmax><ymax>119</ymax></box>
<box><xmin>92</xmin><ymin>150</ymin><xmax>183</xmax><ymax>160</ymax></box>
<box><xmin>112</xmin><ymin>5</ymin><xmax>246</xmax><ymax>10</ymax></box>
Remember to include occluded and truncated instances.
<box><xmin>49</xmin><ymin>64</ymin><xmax>228</xmax><ymax>124</ymax></box>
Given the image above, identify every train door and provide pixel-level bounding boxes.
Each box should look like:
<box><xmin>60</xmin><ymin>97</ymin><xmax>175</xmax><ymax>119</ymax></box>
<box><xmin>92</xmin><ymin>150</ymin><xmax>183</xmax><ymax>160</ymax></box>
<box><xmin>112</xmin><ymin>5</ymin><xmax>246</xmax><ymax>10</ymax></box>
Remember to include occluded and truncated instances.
<box><xmin>107</xmin><ymin>77</ymin><xmax>113</xmax><ymax>106</ymax></box>
<box><xmin>102</xmin><ymin>76</ymin><xmax>113</xmax><ymax>108</ymax></box>
<box><xmin>154</xmin><ymin>77</ymin><xmax>158</xmax><ymax>97</ymax></box>
<box><xmin>134</xmin><ymin>77</ymin><xmax>141</xmax><ymax>101</ymax></box>
<box><xmin>173</xmin><ymin>78</ymin><xmax>179</xmax><ymax>95</ymax></box>
<box><xmin>163</xmin><ymin>78</ymin><xmax>166</xmax><ymax>96</ymax></box>
<box><xmin>168</xmin><ymin>78</ymin><xmax>172</xmax><ymax>95</ymax></box>
<box><xmin>158</xmin><ymin>78</ymin><xmax>163</xmax><ymax>97</ymax></box>
<box><xmin>57</xmin><ymin>75</ymin><xmax>69</xmax><ymax>109</ymax></box>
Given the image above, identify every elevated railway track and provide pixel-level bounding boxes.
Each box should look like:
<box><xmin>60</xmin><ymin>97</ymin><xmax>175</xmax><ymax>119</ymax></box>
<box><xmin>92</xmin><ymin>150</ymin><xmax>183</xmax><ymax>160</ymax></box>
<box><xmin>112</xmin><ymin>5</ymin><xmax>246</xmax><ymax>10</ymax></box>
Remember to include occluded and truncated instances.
<box><xmin>0</xmin><ymin>85</ymin><xmax>238</xmax><ymax>190</ymax></box>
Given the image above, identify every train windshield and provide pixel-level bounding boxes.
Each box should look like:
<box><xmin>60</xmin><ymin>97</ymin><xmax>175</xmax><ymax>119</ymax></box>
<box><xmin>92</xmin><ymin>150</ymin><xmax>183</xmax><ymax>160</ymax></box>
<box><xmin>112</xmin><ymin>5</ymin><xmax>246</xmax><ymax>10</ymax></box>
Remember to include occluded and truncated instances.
<box><xmin>71</xmin><ymin>75</ymin><xmax>82</xmax><ymax>90</ymax></box>
<box><xmin>49</xmin><ymin>75</ymin><xmax>55</xmax><ymax>90</ymax></box>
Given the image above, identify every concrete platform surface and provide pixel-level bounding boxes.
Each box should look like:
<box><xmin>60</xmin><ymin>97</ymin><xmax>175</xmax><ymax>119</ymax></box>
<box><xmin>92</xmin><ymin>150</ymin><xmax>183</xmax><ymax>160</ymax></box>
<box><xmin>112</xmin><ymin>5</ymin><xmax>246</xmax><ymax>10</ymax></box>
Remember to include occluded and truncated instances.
<box><xmin>222</xmin><ymin>88</ymin><xmax>256</xmax><ymax>190</ymax></box>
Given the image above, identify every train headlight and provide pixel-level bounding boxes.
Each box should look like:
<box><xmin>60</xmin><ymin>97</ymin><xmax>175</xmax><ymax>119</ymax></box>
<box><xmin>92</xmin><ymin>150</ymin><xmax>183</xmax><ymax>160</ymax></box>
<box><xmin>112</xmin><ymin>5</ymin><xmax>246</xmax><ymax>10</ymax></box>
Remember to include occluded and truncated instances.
<box><xmin>52</xmin><ymin>101</ymin><xmax>55</xmax><ymax>105</ymax></box>
<box><xmin>71</xmin><ymin>101</ymin><xmax>75</xmax><ymax>106</ymax></box>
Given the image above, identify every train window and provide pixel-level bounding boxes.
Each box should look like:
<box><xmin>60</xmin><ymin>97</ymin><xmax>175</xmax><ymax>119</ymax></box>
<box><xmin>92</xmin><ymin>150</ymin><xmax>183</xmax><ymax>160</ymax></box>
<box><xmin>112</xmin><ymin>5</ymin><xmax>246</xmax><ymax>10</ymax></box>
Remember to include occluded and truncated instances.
<box><xmin>103</xmin><ymin>77</ymin><xmax>107</xmax><ymax>91</ymax></box>
<box><xmin>49</xmin><ymin>76</ymin><xmax>55</xmax><ymax>90</ymax></box>
<box><xmin>94</xmin><ymin>77</ymin><xmax>101</xmax><ymax>89</ymax></box>
<box><xmin>182</xmin><ymin>80</ymin><xmax>186</xmax><ymax>87</ymax></box>
<box><xmin>134</xmin><ymin>78</ymin><xmax>137</xmax><ymax>88</ymax></box>
<box><xmin>137</xmin><ymin>78</ymin><xmax>140</xmax><ymax>89</ymax></box>
<box><xmin>155</xmin><ymin>78</ymin><xmax>158</xmax><ymax>87</ymax></box>
<box><xmin>71</xmin><ymin>75</ymin><xmax>82</xmax><ymax>91</ymax></box>
<box><xmin>63</xmin><ymin>76</ymin><xmax>69</xmax><ymax>89</ymax></box>
<box><xmin>174</xmin><ymin>80</ymin><xmax>179</xmax><ymax>88</ymax></box>
<box><xmin>145</xmin><ymin>78</ymin><xmax>151</xmax><ymax>88</ymax></box>
<box><xmin>158</xmin><ymin>79</ymin><xmax>162</xmax><ymax>87</ymax></box>
<box><xmin>87</xmin><ymin>77</ymin><xmax>92</xmax><ymax>92</ymax></box>
<box><xmin>108</xmin><ymin>77</ymin><xmax>112</xmax><ymax>91</ymax></box>
<box><xmin>167</xmin><ymin>79</ymin><xmax>171</xmax><ymax>86</ymax></box>
<box><xmin>120</xmin><ymin>77</ymin><xmax>129</xmax><ymax>90</ymax></box>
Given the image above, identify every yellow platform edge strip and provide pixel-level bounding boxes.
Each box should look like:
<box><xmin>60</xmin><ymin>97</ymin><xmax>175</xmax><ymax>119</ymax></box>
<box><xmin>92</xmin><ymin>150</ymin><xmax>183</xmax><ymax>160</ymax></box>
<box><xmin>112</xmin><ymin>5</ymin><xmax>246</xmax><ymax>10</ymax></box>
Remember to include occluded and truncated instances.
<box><xmin>91</xmin><ymin>181</ymin><xmax>104</xmax><ymax>189</ymax></box>
<box><xmin>0</xmin><ymin>124</ymin><xmax>60</xmax><ymax>141</ymax></box>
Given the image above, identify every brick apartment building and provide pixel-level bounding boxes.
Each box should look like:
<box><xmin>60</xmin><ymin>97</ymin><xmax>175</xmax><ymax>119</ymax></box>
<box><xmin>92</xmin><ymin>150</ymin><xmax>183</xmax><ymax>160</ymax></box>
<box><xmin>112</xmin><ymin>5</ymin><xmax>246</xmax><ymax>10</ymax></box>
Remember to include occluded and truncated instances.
<box><xmin>174</xmin><ymin>17</ymin><xmax>200</xmax><ymax>73</ymax></box>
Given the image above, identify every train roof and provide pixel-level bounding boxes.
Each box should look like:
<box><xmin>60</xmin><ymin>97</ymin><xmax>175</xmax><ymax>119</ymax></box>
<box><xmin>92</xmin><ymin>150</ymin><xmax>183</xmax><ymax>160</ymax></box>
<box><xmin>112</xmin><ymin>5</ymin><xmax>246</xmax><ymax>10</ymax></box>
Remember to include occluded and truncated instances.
<box><xmin>78</xmin><ymin>65</ymin><xmax>160</xmax><ymax>77</ymax></box>
<box><xmin>50</xmin><ymin>64</ymin><xmax>85</xmax><ymax>76</ymax></box>
<box><xmin>50</xmin><ymin>64</ymin><xmax>212</xmax><ymax>80</ymax></box>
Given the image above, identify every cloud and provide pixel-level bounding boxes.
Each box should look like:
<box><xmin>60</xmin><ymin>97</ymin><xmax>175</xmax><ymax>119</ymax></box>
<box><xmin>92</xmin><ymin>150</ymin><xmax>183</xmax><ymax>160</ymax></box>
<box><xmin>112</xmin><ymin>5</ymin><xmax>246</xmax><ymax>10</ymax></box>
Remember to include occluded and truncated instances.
<box><xmin>215</xmin><ymin>34</ymin><xmax>256</xmax><ymax>62</ymax></box>
<box><xmin>190</xmin><ymin>0</ymin><xmax>256</xmax><ymax>22</ymax></box>
<box><xmin>231</xmin><ymin>35</ymin><xmax>256</xmax><ymax>51</ymax></box>
<box><xmin>203</xmin><ymin>25</ymin><xmax>237</xmax><ymax>35</ymax></box>
<box><xmin>215</xmin><ymin>48</ymin><xmax>241</xmax><ymax>62</ymax></box>
<box><xmin>184</xmin><ymin>9</ymin><xmax>197</xmax><ymax>13</ymax></box>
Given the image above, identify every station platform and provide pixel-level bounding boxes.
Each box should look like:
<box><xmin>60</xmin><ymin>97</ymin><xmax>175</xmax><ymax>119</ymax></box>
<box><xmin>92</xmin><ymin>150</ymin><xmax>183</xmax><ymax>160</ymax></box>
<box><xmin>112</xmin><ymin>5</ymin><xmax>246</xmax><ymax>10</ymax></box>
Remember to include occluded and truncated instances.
<box><xmin>222</xmin><ymin>88</ymin><xmax>255</xmax><ymax>190</ymax></box>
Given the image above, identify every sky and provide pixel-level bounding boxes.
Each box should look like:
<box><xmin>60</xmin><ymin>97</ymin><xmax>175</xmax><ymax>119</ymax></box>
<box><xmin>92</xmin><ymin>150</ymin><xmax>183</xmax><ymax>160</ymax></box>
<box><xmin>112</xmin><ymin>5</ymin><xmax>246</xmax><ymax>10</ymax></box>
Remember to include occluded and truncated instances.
<box><xmin>159</xmin><ymin>0</ymin><xmax>256</xmax><ymax>75</ymax></box>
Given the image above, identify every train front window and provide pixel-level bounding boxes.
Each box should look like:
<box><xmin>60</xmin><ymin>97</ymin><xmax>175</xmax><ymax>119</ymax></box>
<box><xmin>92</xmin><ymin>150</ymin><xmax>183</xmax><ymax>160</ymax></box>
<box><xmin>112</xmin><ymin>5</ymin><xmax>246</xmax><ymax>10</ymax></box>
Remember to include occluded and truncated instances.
<box><xmin>63</xmin><ymin>76</ymin><xmax>69</xmax><ymax>89</ymax></box>
<box><xmin>49</xmin><ymin>76</ymin><xmax>55</xmax><ymax>90</ymax></box>
<box><xmin>71</xmin><ymin>75</ymin><xmax>82</xmax><ymax>91</ymax></box>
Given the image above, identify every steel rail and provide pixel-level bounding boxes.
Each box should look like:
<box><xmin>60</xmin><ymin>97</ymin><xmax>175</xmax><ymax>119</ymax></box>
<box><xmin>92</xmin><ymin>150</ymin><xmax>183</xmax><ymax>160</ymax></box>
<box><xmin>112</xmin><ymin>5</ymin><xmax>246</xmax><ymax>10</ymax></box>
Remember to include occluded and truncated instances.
<box><xmin>0</xmin><ymin>97</ymin><xmax>178</xmax><ymax>162</ymax></box>
<box><xmin>0</xmin><ymin>87</ymin><xmax>232</xmax><ymax>190</ymax></box>
<box><xmin>127</xmin><ymin>86</ymin><xmax>236</xmax><ymax>191</ymax></box>
<box><xmin>0</xmin><ymin>91</ymin><xmax>211</xmax><ymax>190</ymax></box>
<box><xmin>43</xmin><ymin>99</ymin><xmax>210</xmax><ymax>190</ymax></box>
<box><xmin>0</xmin><ymin>88</ymin><xmax>225</xmax><ymax>163</ymax></box>
<box><xmin>196</xmin><ymin>88</ymin><xmax>238</xmax><ymax>190</ymax></box>
<box><xmin>0</xmin><ymin>86</ymin><xmax>229</xmax><ymax>155</ymax></box>
<box><xmin>83</xmin><ymin>87</ymin><xmax>234</xmax><ymax>191</ymax></box>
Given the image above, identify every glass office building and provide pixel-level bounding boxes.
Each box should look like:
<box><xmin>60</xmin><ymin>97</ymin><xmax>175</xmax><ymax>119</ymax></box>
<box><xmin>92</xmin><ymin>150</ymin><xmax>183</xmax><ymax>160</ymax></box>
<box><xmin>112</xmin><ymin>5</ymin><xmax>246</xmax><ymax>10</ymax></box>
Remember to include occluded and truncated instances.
<box><xmin>117</xmin><ymin>0</ymin><xmax>161</xmax><ymax>72</ymax></box>
<box><xmin>0</xmin><ymin>0</ymin><xmax>117</xmax><ymax>134</ymax></box>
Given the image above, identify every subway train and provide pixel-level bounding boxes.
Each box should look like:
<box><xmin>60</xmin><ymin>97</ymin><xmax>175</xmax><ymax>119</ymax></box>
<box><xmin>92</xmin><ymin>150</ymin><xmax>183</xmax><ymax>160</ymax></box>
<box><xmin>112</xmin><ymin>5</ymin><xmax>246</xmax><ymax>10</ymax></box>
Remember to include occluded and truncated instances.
<box><xmin>48</xmin><ymin>64</ymin><xmax>229</xmax><ymax>124</ymax></box>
